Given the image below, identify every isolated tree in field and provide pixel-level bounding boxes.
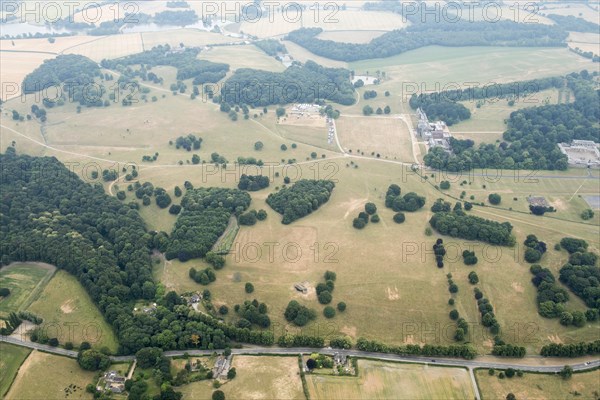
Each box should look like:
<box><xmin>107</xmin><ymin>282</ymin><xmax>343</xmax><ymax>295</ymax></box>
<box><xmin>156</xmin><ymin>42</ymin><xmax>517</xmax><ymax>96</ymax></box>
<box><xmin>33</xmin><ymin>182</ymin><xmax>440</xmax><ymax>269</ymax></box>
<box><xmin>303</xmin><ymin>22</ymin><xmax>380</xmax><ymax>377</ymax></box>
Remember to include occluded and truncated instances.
<box><xmin>506</xmin><ymin>394</ymin><xmax>516</xmax><ymax>400</ymax></box>
<box><xmin>227</xmin><ymin>367</ymin><xmax>236</xmax><ymax>379</ymax></box>
<box><xmin>192</xmin><ymin>154</ymin><xmax>200</xmax><ymax>164</ymax></box>
<box><xmin>306</xmin><ymin>358</ymin><xmax>317</xmax><ymax>370</ymax></box>
<box><xmin>393</xmin><ymin>212</ymin><xmax>405</xmax><ymax>223</ymax></box>
<box><xmin>0</xmin><ymin>288</ymin><xmax>11</xmax><ymax>297</ymax></box>
<box><xmin>254</xmin><ymin>141</ymin><xmax>264</xmax><ymax>151</ymax></box>
<box><xmin>245</xmin><ymin>282</ymin><xmax>254</xmax><ymax>293</ymax></box>
<box><xmin>174</xmin><ymin>186</ymin><xmax>182</xmax><ymax>197</ymax></box>
<box><xmin>337</xmin><ymin>302</ymin><xmax>346</xmax><ymax>312</ymax></box>
<box><xmin>323</xmin><ymin>306</ymin><xmax>336</xmax><ymax>318</ymax></box>
<box><xmin>371</xmin><ymin>214</ymin><xmax>380</xmax><ymax>223</ymax></box>
<box><xmin>276</xmin><ymin>107</ymin><xmax>286</xmax><ymax>117</ymax></box>
<box><xmin>488</xmin><ymin>193</ymin><xmax>501</xmax><ymax>205</ymax></box>
<box><xmin>449</xmin><ymin>309</ymin><xmax>459</xmax><ymax>320</ymax></box>
<box><xmin>440</xmin><ymin>181</ymin><xmax>450</xmax><ymax>190</ymax></box>
<box><xmin>362</xmin><ymin>105</ymin><xmax>373</xmax><ymax>116</ymax></box>
<box><xmin>212</xmin><ymin>390</ymin><xmax>225</xmax><ymax>400</ymax></box>
<box><xmin>168</xmin><ymin>204</ymin><xmax>182</xmax><ymax>215</ymax></box>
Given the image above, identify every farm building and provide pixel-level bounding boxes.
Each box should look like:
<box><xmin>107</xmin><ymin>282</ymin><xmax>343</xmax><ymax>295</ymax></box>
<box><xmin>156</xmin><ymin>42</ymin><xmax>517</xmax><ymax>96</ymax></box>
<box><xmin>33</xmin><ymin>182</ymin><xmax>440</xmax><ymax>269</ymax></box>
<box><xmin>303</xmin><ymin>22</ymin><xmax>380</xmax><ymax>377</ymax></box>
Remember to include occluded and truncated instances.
<box><xmin>558</xmin><ymin>140</ymin><xmax>600</xmax><ymax>166</ymax></box>
<box><xmin>527</xmin><ymin>196</ymin><xmax>549</xmax><ymax>208</ymax></box>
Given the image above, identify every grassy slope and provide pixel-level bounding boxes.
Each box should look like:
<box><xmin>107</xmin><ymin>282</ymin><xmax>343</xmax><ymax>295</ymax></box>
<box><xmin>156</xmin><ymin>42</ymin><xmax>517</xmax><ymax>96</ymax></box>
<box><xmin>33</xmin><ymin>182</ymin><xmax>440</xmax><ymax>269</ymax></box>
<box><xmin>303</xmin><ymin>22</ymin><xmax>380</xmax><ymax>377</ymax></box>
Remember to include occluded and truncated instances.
<box><xmin>0</xmin><ymin>343</ymin><xmax>31</xmax><ymax>397</ymax></box>
<box><xmin>27</xmin><ymin>270</ymin><xmax>118</xmax><ymax>352</ymax></box>
<box><xmin>0</xmin><ymin>263</ymin><xmax>55</xmax><ymax>318</ymax></box>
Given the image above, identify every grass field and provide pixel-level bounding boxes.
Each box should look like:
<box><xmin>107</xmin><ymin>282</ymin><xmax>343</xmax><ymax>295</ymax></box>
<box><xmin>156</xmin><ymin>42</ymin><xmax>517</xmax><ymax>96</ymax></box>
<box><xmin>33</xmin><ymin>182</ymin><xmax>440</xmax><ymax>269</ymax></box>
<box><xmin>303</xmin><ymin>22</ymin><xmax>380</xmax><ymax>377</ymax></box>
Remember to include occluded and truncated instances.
<box><xmin>0</xmin><ymin>343</ymin><xmax>32</xmax><ymax>397</ymax></box>
<box><xmin>179</xmin><ymin>356</ymin><xmax>304</xmax><ymax>399</ymax></box>
<box><xmin>141</xmin><ymin>29</ymin><xmax>243</xmax><ymax>49</ymax></box>
<box><xmin>567</xmin><ymin>32</ymin><xmax>600</xmax><ymax>55</ymax></box>
<box><xmin>451</xmin><ymin>88</ymin><xmax>564</xmax><ymax>142</ymax></box>
<box><xmin>0</xmin><ymin>263</ymin><xmax>55</xmax><ymax>318</ymax></box>
<box><xmin>317</xmin><ymin>30</ymin><xmax>385</xmax><ymax>44</ymax></box>
<box><xmin>0</xmin><ymin>51</ymin><xmax>55</xmax><ymax>101</ymax></box>
<box><xmin>65</xmin><ymin>33</ymin><xmax>144</xmax><ymax>61</ymax></box>
<box><xmin>335</xmin><ymin>115</ymin><xmax>415</xmax><ymax>162</ymax></box>
<box><xmin>27</xmin><ymin>270</ymin><xmax>118</xmax><ymax>352</ymax></box>
<box><xmin>475</xmin><ymin>368</ymin><xmax>600</xmax><ymax>400</ymax></box>
<box><xmin>5</xmin><ymin>350</ymin><xmax>95</xmax><ymax>400</ymax></box>
<box><xmin>239</xmin><ymin>10</ymin><xmax>406</xmax><ymax>38</ymax></box>
<box><xmin>201</xmin><ymin>45</ymin><xmax>286</xmax><ymax>72</ymax></box>
<box><xmin>540</xmin><ymin>3</ymin><xmax>600</xmax><ymax>23</ymax></box>
<box><xmin>306</xmin><ymin>360</ymin><xmax>475</xmax><ymax>399</ymax></box>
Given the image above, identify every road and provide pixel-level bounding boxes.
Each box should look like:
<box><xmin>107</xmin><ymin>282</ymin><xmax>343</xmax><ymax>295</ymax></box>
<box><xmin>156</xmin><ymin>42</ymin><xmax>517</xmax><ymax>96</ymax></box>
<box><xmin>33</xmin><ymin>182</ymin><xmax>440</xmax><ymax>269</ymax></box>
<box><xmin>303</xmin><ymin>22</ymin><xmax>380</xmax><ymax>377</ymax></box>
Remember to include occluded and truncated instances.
<box><xmin>3</xmin><ymin>335</ymin><xmax>599</xmax><ymax>373</ymax></box>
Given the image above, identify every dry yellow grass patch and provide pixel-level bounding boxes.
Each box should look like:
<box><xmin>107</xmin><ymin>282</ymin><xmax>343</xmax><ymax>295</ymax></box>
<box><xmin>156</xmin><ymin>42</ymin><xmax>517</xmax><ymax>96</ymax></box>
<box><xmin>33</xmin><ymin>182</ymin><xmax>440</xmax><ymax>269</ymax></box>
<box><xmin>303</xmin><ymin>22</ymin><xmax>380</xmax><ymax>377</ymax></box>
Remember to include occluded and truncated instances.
<box><xmin>5</xmin><ymin>350</ymin><xmax>95</xmax><ymax>400</ymax></box>
<box><xmin>65</xmin><ymin>33</ymin><xmax>144</xmax><ymax>61</ymax></box>
<box><xmin>336</xmin><ymin>116</ymin><xmax>414</xmax><ymax>162</ymax></box>
<box><xmin>476</xmin><ymin>369</ymin><xmax>600</xmax><ymax>400</ymax></box>
<box><xmin>179</xmin><ymin>356</ymin><xmax>304</xmax><ymax>400</ymax></box>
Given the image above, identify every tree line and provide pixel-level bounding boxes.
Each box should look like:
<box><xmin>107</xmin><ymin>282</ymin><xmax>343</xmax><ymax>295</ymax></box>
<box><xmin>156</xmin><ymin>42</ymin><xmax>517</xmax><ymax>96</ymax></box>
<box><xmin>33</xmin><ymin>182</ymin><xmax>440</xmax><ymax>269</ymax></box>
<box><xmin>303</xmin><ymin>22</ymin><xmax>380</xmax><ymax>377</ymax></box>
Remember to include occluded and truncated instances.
<box><xmin>285</xmin><ymin>20</ymin><xmax>567</xmax><ymax>62</ymax></box>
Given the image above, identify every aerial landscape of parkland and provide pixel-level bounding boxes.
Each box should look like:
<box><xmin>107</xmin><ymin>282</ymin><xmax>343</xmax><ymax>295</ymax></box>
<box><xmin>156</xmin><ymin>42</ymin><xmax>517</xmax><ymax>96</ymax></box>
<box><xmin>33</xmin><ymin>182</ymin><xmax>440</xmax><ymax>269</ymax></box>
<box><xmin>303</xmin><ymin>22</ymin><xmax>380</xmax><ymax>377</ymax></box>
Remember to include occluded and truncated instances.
<box><xmin>0</xmin><ymin>0</ymin><xmax>599</xmax><ymax>399</ymax></box>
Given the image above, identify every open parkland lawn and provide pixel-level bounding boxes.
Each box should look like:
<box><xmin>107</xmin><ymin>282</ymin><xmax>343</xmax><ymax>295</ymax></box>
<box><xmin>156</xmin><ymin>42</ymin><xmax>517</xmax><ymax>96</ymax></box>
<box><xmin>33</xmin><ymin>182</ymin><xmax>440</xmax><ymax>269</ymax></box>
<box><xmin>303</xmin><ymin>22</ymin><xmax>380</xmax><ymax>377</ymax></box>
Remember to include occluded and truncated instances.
<box><xmin>0</xmin><ymin>343</ymin><xmax>32</xmax><ymax>397</ymax></box>
<box><xmin>239</xmin><ymin>10</ymin><xmax>407</xmax><ymax>38</ymax></box>
<box><xmin>4</xmin><ymin>350</ymin><xmax>96</xmax><ymax>400</ymax></box>
<box><xmin>27</xmin><ymin>270</ymin><xmax>119</xmax><ymax>352</ymax></box>
<box><xmin>0</xmin><ymin>263</ymin><xmax>55</xmax><ymax>318</ymax></box>
<box><xmin>306</xmin><ymin>360</ymin><xmax>475</xmax><ymax>400</ymax></box>
<box><xmin>475</xmin><ymin>368</ymin><xmax>600</xmax><ymax>400</ymax></box>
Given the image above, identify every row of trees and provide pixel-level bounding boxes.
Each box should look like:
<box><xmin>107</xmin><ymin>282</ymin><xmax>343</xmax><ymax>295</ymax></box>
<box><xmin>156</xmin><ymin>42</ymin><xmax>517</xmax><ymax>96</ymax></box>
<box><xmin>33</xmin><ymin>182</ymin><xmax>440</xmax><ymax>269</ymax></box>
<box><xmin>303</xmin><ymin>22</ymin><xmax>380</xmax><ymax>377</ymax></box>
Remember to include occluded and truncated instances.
<box><xmin>540</xmin><ymin>340</ymin><xmax>600</xmax><ymax>357</ymax></box>
<box><xmin>285</xmin><ymin>20</ymin><xmax>567</xmax><ymax>62</ymax></box>
<box><xmin>266</xmin><ymin>180</ymin><xmax>335</xmax><ymax>224</ymax></box>
<box><xmin>356</xmin><ymin>337</ymin><xmax>477</xmax><ymax>359</ymax></box>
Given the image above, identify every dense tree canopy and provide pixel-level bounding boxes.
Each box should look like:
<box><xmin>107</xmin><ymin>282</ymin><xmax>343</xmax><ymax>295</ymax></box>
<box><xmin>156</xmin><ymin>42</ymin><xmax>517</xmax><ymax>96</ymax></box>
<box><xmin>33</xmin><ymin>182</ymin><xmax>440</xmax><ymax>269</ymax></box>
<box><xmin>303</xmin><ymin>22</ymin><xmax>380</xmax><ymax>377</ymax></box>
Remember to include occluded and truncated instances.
<box><xmin>267</xmin><ymin>180</ymin><xmax>335</xmax><ymax>224</ymax></box>
<box><xmin>429</xmin><ymin>211</ymin><xmax>515</xmax><ymax>246</ymax></box>
<box><xmin>22</xmin><ymin>54</ymin><xmax>100</xmax><ymax>94</ymax></box>
<box><xmin>101</xmin><ymin>45</ymin><xmax>229</xmax><ymax>84</ymax></box>
<box><xmin>254</xmin><ymin>39</ymin><xmax>287</xmax><ymax>56</ymax></box>
<box><xmin>166</xmin><ymin>188</ymin><xmax>251</xmax><ymax>261</ymax></box>
<box><xmin>285</xmin><ymin>20</ymin><xmax>567</xmax><ymax>62</ymax></box>
<box><xmin>221</xmin><ymin>61</ymin><xmax>355</xmax><ymax>107</ymax></box>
